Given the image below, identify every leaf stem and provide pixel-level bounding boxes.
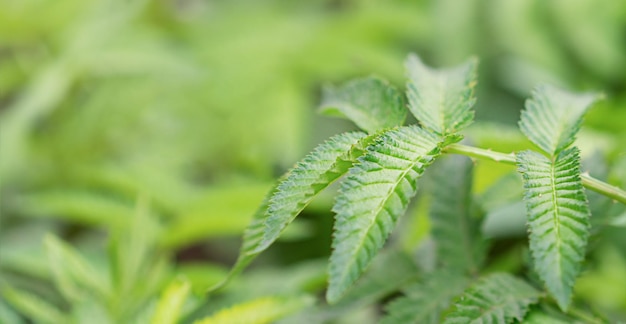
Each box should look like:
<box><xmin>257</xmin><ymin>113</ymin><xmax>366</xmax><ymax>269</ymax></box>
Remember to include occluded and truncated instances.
<box><xmin>444</xmin><ymin>144</ymin><xmax>626</xmax><ymax>205</ymax></box>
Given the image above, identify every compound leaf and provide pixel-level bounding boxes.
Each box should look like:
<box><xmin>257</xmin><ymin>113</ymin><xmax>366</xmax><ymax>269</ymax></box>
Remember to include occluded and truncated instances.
<box><xmin>405</xmin><ymin>54</ymin><xmax>477</xmax><ymax>135</ymax></box>
<box><xmin>519</xmin><ymin>85</ymin><xmax>599</xmax><ymax>156</ymax></box>
<box><xmin>320</xmin><ymin>77</ymin><xmax>406</xmax><ymax>133</ymax></box>
<box><xmin>516</xmin><ymin>148</ymin><xmax>590</xmax><ymax>311</ymax></box>
<box><xmin>444</xmin><ymin>273</ymin><xmax>541</xmax><ymax>324</ymax></box>
<box><xmin>381</xmin><ymin>271</ymin><xmax>468</xmax><ymax>324</ymax></box>
<box><xmin>327</xmin><ymin>126</ymin><xmax>458</xmax><ymax>303</ymax></box>
<box><xmin>257</xmin><ymin>131</ymin><xmax>369</xmax><ymax>252</ymax></box>
<box><xmin>430</xmin><ymin>155</ymin><xmax>487</xmax><ymax>274</ymax></box>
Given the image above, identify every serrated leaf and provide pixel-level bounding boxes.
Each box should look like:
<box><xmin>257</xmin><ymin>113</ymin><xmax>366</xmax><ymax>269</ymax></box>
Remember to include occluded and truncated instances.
<box><xmin>381</xmin><ymin>271</ymin><xmax>469</xmax><ymax>324</ymax></box>
<box><xmin>194</xmin><ymin>295</ymin><xmax>313</xmax><ymax>324</ymax></box>
<box><xmin>327</xmin><ymin>126</ymin><xmax>457</xmax><ymax>303</ymax></box>
<box><xmin>519</xmin><ymin>85</ymin><xmax>599</xmax><ymax>155</ymax></box>
<box><xmin>257</xmin><ymin>131</ymin><xmax>368</xmax><ymax>252</ymax></box>
<box><xmin>405</xmin><ymin>54</ymin><xmax>477</xmax><ymax>135</ymax></box>
<box><xmin>516</xmin><ymin>148</ymin><xmax>590</xmax><ymax>311</ymax></box>
<box><xmin>150</xmin><ymin>278</ymin><xmax>191</xmax><ymax>324</ymax></box>
<box><xmin>320</xmin><ymin>77</ymin><xmax>406</xmax><ymax>133</ymax></box>
<box><xmin>213</xmin><ymin>132</ymin><xmax>377</xmax><ymax>292</ymax></box>
<box><xmin>444</xmin><ymin>273</ymin><xmax>541</xmax><ymax>324</ymax></box>
<box><xmin>430</xmin><ymin>155</ymin><xmax>487</xmax><ymax>274</ymax></box>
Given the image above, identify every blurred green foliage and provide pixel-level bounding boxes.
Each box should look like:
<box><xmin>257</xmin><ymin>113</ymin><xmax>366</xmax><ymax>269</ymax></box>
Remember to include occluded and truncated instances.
<box><xmin>1</xmin><ymin>0</ymin><xmax>626</xmax><ymax>322</ymax></box>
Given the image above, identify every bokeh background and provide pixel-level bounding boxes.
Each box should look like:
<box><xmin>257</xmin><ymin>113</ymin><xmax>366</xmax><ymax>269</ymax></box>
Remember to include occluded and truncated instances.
<box><xmin>1</xmin><ymin>0</ymin><xmax>626</xmax><ymax>322</ymax></box>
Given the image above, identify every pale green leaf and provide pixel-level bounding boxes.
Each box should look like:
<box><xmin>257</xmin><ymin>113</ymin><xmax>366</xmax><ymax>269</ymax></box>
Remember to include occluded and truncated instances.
<box><xmin>522</xmin><ymin>309</ymin><xmax>570</xmax><ymax>324</ymax></box>
<box><xmin>338</xmin><ymin>249</ymin><xmax>419</xmax><ymax>305</ymax></box>
<box><xmin>320</xmin><ymin>77</ymin><xmax>406</xmax><ymax>133</ymax></box>
<box><xmin>44</xmin><ymin>234</ymin><xmax>110</xmax><ymax>302</ymax></box>
<box><xmin>430</xmin><ymin>155</ymin><xmax>487</xmax><ymax>274</ymax></box>
<box><xmin>194</xmin><ymin>295</ymin><xmax>313</xmax><ymax>324</ymax></box>
<box><xmin>0</xmin><ymin>286</ymin><xmax>69</xmax><ymax>324</ymax></box>
<box><xmin>519</xmin><ymin>85</ymin><xmax>599</xmax><ymax>155</ymax></box>
<box><xmin>381</xmin><ymin>271</ymin><xmax>469</xmax><ymax>324</ymax></box>
<box><xmin>110</xmin><ymin>197</ymin><xmax>161</xmax><ymax>299</ymax></box>
<box><xmin>150</xmin><ymin>278</ymin><xmax>191</xmax><ymax>324</ymax></box>
<box><xmin>327</xmin><ymin>126</ymin><xmax>458</xmax><ymax>303</ymax></box>
<box><xmin>405</xmin><ymin>54</ymin><xmax>477</xmax><ymax>135</ymax></box>
<box><xmin>516</xmin><ymin>148</ymin><xmax>590</xmax><ymax>311</ymax></box>
<box><xmin>257</xmin><ymin>131</ymin><xmax>368</xmax><ymax>252</ymax></box>
<box><xmin>444</xmin><ymin>273</ymin><xmax>541</xmax><ymax>324</ymax></box>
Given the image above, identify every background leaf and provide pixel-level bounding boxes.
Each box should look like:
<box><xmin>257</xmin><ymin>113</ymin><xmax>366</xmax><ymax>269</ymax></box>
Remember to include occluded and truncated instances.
<box><xmin>382</xmin><ymin>270</ymin><xmax>468</xmax><ymax>324</ymax></box>
<box><xmin>429</xmin><ymin>155</ymin><xmax>487</xmax><ymax>274</ymax></box>
<box><xmin>444</xmin><ymin>273</ymin><xmax>541</xmax><ymax>324</ymax></box>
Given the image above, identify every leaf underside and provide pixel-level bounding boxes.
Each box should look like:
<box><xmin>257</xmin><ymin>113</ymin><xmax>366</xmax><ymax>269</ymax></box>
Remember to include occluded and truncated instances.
<box><xmin>319</xmin><ymin>77</ymin><xmax>406</xmax><ymax>133</ymax></box>
<box><xmin>381</xmin><ymin>271</ymin><xmax>468</xmax><ymax>324</ymax></box>
<box><xmin>430</xmin><ymin>155</ymin><xmax>486</xmax><ymax>274</ymax></box>
<box><xmin>405</xmin><ymin>54</ymin><xmax>477</xmax><ymax>136</ymax></box>
<box><xmin>444</xmin><ymin>273</ymin><xmax>541</xmax><ymax>324</ymax></box>
<box><xmin>258</xmin><ymin>131</ymin><xmax>368</xmax><ymax>251</ymax></box>
<box><xmin>516</xmin><ymin>148</ymin><xmax>590</xmax><ymax>311</ymax></box>
<box><xmin>327</xmin><ymin>125</ymin><xmax>453</xmax><ymax>303</ymax></box>
<box><xmin>519</xmin><ymin>84</ymin><xmax>598</xmax><ymax>156</ymax></box>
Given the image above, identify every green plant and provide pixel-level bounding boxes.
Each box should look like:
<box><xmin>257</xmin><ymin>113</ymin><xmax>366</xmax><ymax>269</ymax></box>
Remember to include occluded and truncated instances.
<box><xmin>219</xmin><ymin>54</ymin><xmax>626</xmax><ymax>323</ymax></box>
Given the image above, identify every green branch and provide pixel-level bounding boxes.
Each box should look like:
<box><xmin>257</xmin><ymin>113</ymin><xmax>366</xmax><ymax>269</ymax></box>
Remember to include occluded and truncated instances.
<box><xmin>444</xmin><ymin>144</ymin><xmax>626</xmax><ymax>205</ymax></box>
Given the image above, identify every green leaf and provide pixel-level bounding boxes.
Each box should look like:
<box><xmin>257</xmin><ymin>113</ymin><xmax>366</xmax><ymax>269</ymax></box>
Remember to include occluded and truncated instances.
<box><xmin>213</xmin><ymin>132</ymin><xmax>371</xmax><ymax>292</ymax></box>
<box><xmin>338</xmin><ymin>249</ymin><xmax>419</xmax><ymax>305</ymax></box>
<box><xmin>0</xmin><ymin>285</ymin><xmax>69</xmax><ymax>324</ymax></box>
<box><xmin>519</xmin><ymin>85</ymin><xmax>599</xmax><ymax>155</ymax></box>
<box><xmin>516</xmin><ymin>148</ymin><xmax>590</xmax><ymax>311</ymax></box>
<box><xmin>429</xmin><ymin>155</ymin><xmax>487</xmax><ymax>274</ymax></box>
<box><xmin>381</xmin><ymin>271</ymin><xmax>469</xmax><ymax>324</ymax></box>
<box><xmin>257</xmin><ymin>131</ymin><xmax>368</xmax><ymax>252</ymax></box>
<box><xmin>150</xmin><ymin>278</ymin><xmax>191</xmax><ymax>324</ymax></box>
<box><xmin>444</xmin><ymin>273</ymin><xmax>541</xmax><ymax>324</ymax></box>
<box><xmin>319</xmin><ymin>77</ymin><xmax>406</xmax><ymax>133</ymax></box>
<box><xmin>405</xmin><ymin>54</ymin><xmax>477</xmax><ymax>135</ymax></box>
<box><xmin>522</xmin><ymin>309</ymin><xmax>570</xmax><ymax>324</ymax></box>
<box><xmin>194</xmin><ymin>295</ymin><xmax>313</xmax><ymax>324</ymax></box>
<box><xmin>327</xmin><ymin>126</ymin><xmax>457</xmax><ymax>303</ymax></box>
<box><xmin>44</xmin><ymin>234</ymin><xmax>110</xmax><ymax>302</ymax></box>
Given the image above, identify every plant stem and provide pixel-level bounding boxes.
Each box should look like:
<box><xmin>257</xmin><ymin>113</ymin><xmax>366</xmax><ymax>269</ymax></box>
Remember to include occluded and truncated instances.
<box><xmin>444</xmin><ymin>144</ymin><xmax>626</xmax><ymax>205</ymax></box>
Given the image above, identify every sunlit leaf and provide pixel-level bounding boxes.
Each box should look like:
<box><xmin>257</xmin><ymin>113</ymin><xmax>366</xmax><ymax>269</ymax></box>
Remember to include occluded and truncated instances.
<box><xmin>151</xmin><ymin>278</ymin><xmax>191</xmax><ymax>324</ymax></box>
<box><xmin>194</xmin><ymin>295</ymin><xmax>313</xmax><ymax>324</ymax></box>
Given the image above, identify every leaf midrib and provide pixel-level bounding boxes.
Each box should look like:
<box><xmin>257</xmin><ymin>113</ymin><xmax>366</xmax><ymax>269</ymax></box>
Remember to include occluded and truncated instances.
<box><xmin>549</xmin><ymin>156</ymin><xmax>563</xmax><ymax>287</ymax></box>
